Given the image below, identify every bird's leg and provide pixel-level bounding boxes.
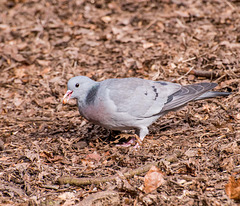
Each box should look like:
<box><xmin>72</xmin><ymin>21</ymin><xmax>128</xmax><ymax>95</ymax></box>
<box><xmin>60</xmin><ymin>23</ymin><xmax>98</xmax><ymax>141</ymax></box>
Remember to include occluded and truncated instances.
<box><xmin>134</xmin><ymin>127</ymin><xmax>149</xmax><ymax>148</ymax></box>
<box><xmin>115</xmin><ymin>133</ymin><xmax>136</xmax><ymax>147</ymax></box>
<box><xmin>115</xmin><ymin>127</ymin><xmax>149</xmax><ymax>148</ymax></box>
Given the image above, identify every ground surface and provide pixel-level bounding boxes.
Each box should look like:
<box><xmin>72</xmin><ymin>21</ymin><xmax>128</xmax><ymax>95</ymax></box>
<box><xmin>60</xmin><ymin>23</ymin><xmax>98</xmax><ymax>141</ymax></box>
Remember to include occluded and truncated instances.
<box><xmin>0</xmin><ymin>0</ymin><xmax>240</xmax><ymax>205</ymax></box>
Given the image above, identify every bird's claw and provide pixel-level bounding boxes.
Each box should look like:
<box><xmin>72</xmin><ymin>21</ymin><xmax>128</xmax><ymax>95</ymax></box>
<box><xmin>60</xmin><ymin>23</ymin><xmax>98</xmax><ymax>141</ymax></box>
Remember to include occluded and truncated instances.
<box><xmin>115</xmin><ymin>134</ymin><xmax>142</xmax><ymax>148</ymax></box>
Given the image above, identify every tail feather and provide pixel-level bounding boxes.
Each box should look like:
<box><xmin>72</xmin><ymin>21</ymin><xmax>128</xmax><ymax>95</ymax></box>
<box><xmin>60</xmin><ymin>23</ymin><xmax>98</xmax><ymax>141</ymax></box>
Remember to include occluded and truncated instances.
<box><xmin>195</xmin><ymin>91</ymin><xmax>231</xmax><ymax>100</ymax></box>
<box><xmin>161</xmin><ymin>82</ymin><xmax>230</xmax><ymax>113</ymax></box>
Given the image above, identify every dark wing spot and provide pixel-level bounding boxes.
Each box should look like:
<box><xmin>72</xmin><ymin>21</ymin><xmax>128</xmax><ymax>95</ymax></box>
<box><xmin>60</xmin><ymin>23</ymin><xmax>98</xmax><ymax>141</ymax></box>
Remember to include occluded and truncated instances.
<box><xmin>85</xmin><ymin>84</ymin><xmax>100</xmax><ymax>105</ymax></box>
<box><xmin>165</xmin><ymin>94</ymin><xmax>173</xmax><ymax>104</ymax></box>
<box><xmin>151</xmin><ymin>86</ymin><xmax>158</xmax><ymax>100</ymax></box>
<box><xmin>157</xmin><ymin>81</ymin><xmax>168</xmax><ymax>85</ymax></box>
<box><xmin>152</xmin><ymin>86</ymin><xmax>157</xmax><ymax>92</ymax></box>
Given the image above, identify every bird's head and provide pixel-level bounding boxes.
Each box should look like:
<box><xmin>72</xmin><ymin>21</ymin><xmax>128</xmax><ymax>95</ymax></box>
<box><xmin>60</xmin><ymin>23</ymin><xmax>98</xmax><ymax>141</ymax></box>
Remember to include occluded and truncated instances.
<box><xmin>62</xmin><ymin>76</ymin><xmax>95</xmax><ymax>104</ymax></box>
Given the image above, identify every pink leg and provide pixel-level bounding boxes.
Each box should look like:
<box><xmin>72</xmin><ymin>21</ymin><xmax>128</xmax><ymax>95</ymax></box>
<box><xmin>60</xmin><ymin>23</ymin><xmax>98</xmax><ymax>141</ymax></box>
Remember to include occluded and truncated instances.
<box><xmin>116</xmin><ymin>136</ymin><xmax>136</xmax><ymax>147</ymax></box>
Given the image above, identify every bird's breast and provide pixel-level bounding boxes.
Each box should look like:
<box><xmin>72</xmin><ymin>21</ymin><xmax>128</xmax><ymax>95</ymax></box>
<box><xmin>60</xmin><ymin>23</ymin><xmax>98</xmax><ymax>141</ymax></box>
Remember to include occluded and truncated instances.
<box><xmin>78</xmin><ymin>101</ymin><xmax>111</xmax><ymax>125</ymax></box>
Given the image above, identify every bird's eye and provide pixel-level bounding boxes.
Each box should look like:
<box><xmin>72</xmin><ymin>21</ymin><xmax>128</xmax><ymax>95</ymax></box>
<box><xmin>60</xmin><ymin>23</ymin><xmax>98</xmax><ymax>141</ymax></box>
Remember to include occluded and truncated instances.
<box><xmin>75</xmin><ymin>83</ymin><xmax>79</xmax><ymax>88</ymax></box>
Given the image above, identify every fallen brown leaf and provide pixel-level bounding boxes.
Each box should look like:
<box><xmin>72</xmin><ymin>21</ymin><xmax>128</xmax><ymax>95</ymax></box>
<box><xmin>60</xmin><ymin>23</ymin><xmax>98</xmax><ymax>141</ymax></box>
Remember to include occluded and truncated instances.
<box><xmin>144</xmin><ymin>165</ymin><xmax>165</xmax><ymax>194</ymax></box>
<box><xmin>225</xmin><ymin>176</ymin><xmax>240</xmax><ymax>200</ymax></box>
<box><xmin>86</xmin><ymin>151</ymin><xmax>101</xmax><ymax>161</ymax></box>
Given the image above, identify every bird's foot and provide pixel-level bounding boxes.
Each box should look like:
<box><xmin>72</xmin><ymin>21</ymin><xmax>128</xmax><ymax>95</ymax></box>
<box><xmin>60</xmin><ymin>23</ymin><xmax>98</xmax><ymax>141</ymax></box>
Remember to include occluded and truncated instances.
<box><xmin>115</xmin><ymin>134</ymin><xmax>142</xmax><ymax>148</ymax></box>
<box><xmin>133</xmin><ymin>134</ymin><xmax>142</xmax><ymax>149</ymax></box>
<box><xmin>116</xmin><ymin>137</ymin><xmax>136</xmax><ymax>147</ymax></box>
<box><xmin>115</xmin><ymin>133</ymin><xmax>136</xmax><ymax>147</ymax></box>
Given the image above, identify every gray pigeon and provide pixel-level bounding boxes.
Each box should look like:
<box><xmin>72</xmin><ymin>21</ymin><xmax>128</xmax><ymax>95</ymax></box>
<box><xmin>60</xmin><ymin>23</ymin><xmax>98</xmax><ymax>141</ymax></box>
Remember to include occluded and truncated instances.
<box><xmin>63</xmin><ymin>76</ymin><xmax>230</xmax><ymax>146</ymax></box>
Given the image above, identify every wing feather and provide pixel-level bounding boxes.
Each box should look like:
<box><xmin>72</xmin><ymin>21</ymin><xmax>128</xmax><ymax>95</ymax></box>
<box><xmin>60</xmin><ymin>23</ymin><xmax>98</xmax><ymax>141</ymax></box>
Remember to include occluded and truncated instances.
<box><xmin>100</xmin><ymin>78</ymin><xmax>181</xmax><ymax>118</ymax></box>
<box><xmin>161</xmin><ymin>82</ymin><xmax>217</xmax><ymax>112</ymax></box>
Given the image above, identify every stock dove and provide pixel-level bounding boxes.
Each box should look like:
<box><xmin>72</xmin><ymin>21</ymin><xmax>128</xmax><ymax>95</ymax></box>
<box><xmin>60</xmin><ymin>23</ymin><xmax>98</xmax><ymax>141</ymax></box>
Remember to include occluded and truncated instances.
<box><xmin>63</xmin><ymin>76</ymin><xmax>230</xmax><ymax>146</ymax></box>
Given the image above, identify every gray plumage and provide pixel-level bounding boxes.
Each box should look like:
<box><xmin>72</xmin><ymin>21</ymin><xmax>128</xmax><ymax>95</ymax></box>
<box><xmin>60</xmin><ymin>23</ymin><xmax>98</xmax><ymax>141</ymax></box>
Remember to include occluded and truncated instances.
<box><xmin>63</xmin><ymin>76</ymin><xmax>230</xmax><ymax>145</ymax></box>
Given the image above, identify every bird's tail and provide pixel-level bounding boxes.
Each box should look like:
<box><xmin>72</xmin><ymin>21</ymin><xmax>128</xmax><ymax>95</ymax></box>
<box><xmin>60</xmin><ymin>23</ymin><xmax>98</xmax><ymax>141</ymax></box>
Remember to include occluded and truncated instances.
<box><xmin>161</xmin><ymin>82</ymin><xmax>230</xmax><ymax>113</ymax></box>
<box><xmin>195</xmin><ymin>91</ymin><xmax>231</xmax><ymax>100</ymax></box>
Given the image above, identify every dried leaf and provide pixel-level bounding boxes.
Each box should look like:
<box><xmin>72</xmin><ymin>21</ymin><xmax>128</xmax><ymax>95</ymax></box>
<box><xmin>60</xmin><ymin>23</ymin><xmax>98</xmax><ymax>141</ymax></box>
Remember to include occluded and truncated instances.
<box><xmin>142</xmin><ymin>41</ymin><xmax>154</xmax><ymax>49</ymax></box>
<box><xmin>144</xmin><ymin>165</ymin><xmax>164</xmax><ymax>193</ymax></box>
<box><xmin>40</xmin><ymin>67</ymin><xmax>51</xmax><ymax>76</ymax></box>
<box><xmin>81</xmin><ymin>159</ymin><xmax>94</xmax><ymax>168</ymax></box>
<box><xmin>225</xmin><ymin>176</ymin><xmax>240</xmax><ymax>200</ymax></box>
<box><xmin>236</xmin><ymin>113</ymin><xmax>240</xmax><ymax>120</ymax></box>
<box><xmin>101</xmin><ymin>16</ymin><xmax>111</xmax><ymax>23</ymax></box>
<box><xmin>86</xmin><ymin>151</ymin><xmax>101</xmax><ymax>161</ymax></box>
<box><xmin>13</xmin><ymin>97</ymin><xmax>23</xmax><ymax>107</ymax></box>
<box><xmin>58</xmin><ymin>192</ymin><xmax>76</xmax><ymax>205</ymax></box>
<box><xmin>14</xmin><ymin>66</ymin><xmax>26</xmax><ymax>78</ymax></box>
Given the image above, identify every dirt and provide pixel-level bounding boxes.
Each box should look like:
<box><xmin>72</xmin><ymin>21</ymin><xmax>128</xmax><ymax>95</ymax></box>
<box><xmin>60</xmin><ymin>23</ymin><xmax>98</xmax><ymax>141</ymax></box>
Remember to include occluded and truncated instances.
<box><xmin>0</xmin><ymin>0</ymin><xmax>240</xmax><ymax>205</ymax></box>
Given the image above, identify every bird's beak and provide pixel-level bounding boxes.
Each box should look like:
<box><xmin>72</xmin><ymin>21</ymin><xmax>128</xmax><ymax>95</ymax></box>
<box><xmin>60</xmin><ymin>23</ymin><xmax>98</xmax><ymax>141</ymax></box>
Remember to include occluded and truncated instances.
<box><xmin>62</xmin><ymin>90</ymin><xmax>73</xmax><ymax>104</ymax></box>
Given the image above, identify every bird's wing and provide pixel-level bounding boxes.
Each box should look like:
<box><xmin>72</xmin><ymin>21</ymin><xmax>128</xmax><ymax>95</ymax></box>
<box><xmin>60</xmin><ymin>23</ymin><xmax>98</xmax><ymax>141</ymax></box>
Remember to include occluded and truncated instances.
<box><xmin>100</xmin><ymin>78</ymin><xmax>181</xmax><ymax>118</ymax></box>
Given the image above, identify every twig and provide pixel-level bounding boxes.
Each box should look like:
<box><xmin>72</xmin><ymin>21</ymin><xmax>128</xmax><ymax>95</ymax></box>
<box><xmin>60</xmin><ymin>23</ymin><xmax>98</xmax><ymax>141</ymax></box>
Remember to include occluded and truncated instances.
<box><xmin>39</xmin><ymin>184</ymin><xmax>59</xmax><ymax>190</ymax></box>
<box><xmin>181</xmin><ymin>57</ymin><xmax>197</xmax><ymax>63</ymax></box>
<box><xmin>212</xmin><ymin>100</ymin><xmax>228</xmax><ymax>111</ymax></box>
<box><xmin>181</xmin><ymin>68</ymin><xmax>222</xmax><ymax>79</ymax></box>
<box><xmin>179</xmin><ymin>53</ymin><xmax>207</xmax><ymax>63</ymax></box>
<box><xmin>3</xmin><ymin>63</ymin><xmax>20</xmax><ymax>72</ymax></box>
<box><xmin>177</xmin><ymin>67</ymin><xmax>194</xmax><ymax>81</ymax></box>
<box><xmin>57</xmin><ymin>162</ymin><xmax>159</xmax><ymax>186</ymax></box>
<box><xmin>224</xmin><ymin>0</ymin><xmax>236</xmax><ymax>10</ymax></box>
<box><xmin>143</xmin><ymin>19</ymin><xmax>157</xmax><ymax>31</ymax></box>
